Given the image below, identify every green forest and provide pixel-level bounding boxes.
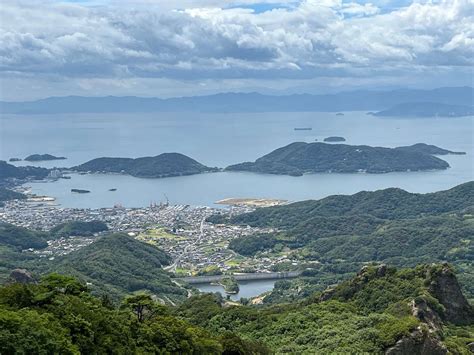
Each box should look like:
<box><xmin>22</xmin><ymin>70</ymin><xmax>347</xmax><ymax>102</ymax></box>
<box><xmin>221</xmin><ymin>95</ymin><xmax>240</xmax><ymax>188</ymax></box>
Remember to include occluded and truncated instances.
<box><xmin>1</xmin><ymin>264</ymin><xmax>472</xmax><ymax>354</ymax></box>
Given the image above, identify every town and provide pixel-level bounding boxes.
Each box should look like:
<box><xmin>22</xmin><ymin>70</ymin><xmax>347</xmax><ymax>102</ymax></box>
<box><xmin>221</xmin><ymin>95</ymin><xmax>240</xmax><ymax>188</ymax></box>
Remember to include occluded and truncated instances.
<box><xmin>0</xmin><ymin>192</ymin><xmax>300</xmax><ymax>275</ymax></box>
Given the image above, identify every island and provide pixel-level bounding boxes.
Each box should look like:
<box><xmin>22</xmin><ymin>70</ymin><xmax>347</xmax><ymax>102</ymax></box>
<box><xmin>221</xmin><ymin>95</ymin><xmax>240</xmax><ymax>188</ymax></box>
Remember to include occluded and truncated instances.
<box><xmin>219</xmin><ymin>276</ymin><xmax>240</xmax><ymax>294</ymax></box>
<box><xmin>225</xmin><ymin>142</ymin><xmax>452</xmax><ymax>176</ymax></box>
<box><xmin>72</xmin><ymin>153</ymin><xmax>219</xmax><ymax>178</ymax></box>
<box><xmin>24</xmin><ymin>154</ymin><xmax>66</xmax><ymax>162</ymax></box>
<box><xmin>8</xmin><ymin>158</ymin><xmax>22</xmax><ymax>162</ymax></box>
<box><xmin>370</xmin><ymin>102</ymin><xmax>474</xmax><ymax>118</ymax></box>
<box><xmin>71</xmin><ymin>189</ymin><xmax>90</xmax><ymax>194</ymax></box>
<box><xmin>323</xmin><ymin>136</ymin><xmax>346</xmax><ymax>142</ymax></box>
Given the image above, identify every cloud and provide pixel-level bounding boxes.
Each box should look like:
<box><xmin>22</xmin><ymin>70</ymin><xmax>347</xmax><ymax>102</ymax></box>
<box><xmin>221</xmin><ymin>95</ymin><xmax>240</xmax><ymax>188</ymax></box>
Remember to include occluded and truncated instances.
<box><xmin>0</xmin><ymin>0</ymin><xmax>472</xmax><ymax>100</ymax></box>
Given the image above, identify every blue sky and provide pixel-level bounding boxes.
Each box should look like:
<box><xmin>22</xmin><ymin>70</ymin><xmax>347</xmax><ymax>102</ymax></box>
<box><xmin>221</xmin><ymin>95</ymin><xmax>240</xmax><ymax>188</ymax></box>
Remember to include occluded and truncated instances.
<box><xmin>0</xmin><ymin>0</ymin><xmax>472</xmax><ymax>100</ymax></box>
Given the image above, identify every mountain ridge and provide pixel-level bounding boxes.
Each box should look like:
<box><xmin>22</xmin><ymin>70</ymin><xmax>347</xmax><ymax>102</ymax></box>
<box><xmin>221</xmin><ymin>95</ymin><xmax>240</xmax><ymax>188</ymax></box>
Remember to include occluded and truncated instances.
<box><xmin>1</xmin><ymin>87</ymin><xmax>472</xmax><ymax>114</ymax></box>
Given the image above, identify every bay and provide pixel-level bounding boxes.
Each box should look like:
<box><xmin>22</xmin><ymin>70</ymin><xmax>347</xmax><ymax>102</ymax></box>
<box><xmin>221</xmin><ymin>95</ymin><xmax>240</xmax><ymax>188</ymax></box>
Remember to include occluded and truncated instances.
<box><xmin>1</xmin><ymin>111</ymin><xmax>472</xmax><ymax>208</ymax></box>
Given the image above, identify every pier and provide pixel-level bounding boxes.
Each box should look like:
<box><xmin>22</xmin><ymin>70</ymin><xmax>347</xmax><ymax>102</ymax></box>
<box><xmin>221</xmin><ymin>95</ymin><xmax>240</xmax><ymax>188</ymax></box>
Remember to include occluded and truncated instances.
<box><xmin>175</xmin><ymin>271</ymin><xmax>302</xmax><ymax>284</ymax></box>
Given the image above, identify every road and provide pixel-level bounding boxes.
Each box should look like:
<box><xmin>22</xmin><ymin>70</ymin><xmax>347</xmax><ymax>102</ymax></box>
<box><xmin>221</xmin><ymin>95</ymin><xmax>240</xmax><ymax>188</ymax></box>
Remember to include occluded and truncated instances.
<box><xmin>164</xmin><ymin>216</ymin><xmax>206</xmax><ymax>273</ymax></box>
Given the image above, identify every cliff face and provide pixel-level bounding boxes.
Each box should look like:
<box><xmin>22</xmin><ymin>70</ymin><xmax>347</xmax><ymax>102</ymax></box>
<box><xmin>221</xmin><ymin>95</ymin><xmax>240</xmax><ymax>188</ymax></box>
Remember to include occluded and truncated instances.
<box><xmin>319</xmin><ymin>264</ymin><xmax>473</xmax><ymax>355</ymax></box>
<box><xmin>427</xmin><ymin>264</ymin><xmax>474</xmax><ymax>325</ymax></box>
<box><xmin>385</xmin><ymin>264</ymin><xmax>474</xmax><ymax>355</ymax></box>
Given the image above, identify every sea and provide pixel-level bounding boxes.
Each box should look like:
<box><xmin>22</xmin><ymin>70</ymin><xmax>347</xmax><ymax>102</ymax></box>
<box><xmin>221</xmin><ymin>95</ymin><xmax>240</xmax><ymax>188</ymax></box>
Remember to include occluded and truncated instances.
<box><xmin>0</xmin><ymin>111</ymin><xmax>472</xmax><ymax>208</ymax></box>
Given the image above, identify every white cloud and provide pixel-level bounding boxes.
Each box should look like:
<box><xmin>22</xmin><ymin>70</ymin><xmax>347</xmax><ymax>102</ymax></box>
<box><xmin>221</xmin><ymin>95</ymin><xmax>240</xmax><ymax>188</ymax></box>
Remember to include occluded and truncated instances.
<box><xmin>0</xmin><ymin>0</ymin><xmax>472</xmax><ymax>100</ymax></box>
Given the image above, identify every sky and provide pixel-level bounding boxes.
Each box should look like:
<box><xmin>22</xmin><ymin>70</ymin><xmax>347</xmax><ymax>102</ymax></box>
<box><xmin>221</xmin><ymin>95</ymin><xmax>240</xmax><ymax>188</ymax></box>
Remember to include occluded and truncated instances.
<box><xmin>0</xmin><ymin>0</ymin><xmax>472</xmax><ymax>101</ymax></box>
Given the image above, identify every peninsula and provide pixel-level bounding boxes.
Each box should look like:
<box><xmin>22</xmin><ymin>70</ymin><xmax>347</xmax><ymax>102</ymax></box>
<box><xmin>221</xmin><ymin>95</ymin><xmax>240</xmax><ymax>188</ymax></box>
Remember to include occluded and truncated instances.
<box><xmin>25</xmin><ymin>154</ymin><xmax>66</xmax><ymax>162</ymax></box>
<box><xmin>225</xmin><ymin>142</ymin><xmax>452</xmax><ymax>176</ymax></box>
<box><xmin>72</xmin><ymin>153</ymin><xmax>219</xmax><ymax>178</ymax></box>
<box><xmin>371</xmin><ymin>102</ymin><xmax>474</xmax><ymax>118</ymax></box>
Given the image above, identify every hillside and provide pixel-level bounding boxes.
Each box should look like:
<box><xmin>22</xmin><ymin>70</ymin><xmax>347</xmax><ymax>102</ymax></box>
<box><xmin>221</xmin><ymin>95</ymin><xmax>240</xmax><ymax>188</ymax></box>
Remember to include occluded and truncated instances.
<box><xmin>1</xmin><ymin>264</ymin><xmax>471</xmax><ymax>354</ymax></box>
<box><xmin>177</xmin><ymin>264</ymin><xmax>473</xmax><ymax>354</ymax></box>
<box><xmin>0</xmin><ymin>188</ymin><xmax>26</xmax><ymax>207</ymax></box>
<box><xmin>73</xmin><ymin>153</ymin><xmax>218</xmax><ymax>178</ymax></box>
<box><xmin>373</xmin><ymin>102</ymin><xmax>474</xmax><ymax>117</ymax></box>
<box><xmin>225</xmin><ymin>142</ymin><xmax>451</xmax><ymax>176</ymax></box>
<box><xmin>211</xmin><ymin>182</ymin><xmax>474</xmax><ymax>226</ymax></box>
<box><xmin>0</xmin><ymin>161</ymin><xmax>49</xmax><ymax>181</ymax></box>
<box><xmin>43</xmin><ymin>233</ymin><xmax>187</xmax><ymax>301</ymax></box>
<box><xmin>209</xmin><ymin>183</ymin><xmax>474</xmax><ymax>299</ymax></box>
<box><xmin>50</xmin><ymin>220</ymin><xmax>108</xmax><ymax>238</ymax></box>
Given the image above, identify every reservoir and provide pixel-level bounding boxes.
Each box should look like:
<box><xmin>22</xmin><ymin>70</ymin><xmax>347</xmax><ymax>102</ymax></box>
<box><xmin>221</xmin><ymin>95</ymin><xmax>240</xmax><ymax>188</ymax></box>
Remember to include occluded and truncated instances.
<box><xmin>195</xmin><ymin>279</ymin><xmax>277</xmax><ymax>301</ymax></box>
<box><xmin>1</xmin><ymin>111</ymin><xmax>472</xmax><ymax>207</ymax></box>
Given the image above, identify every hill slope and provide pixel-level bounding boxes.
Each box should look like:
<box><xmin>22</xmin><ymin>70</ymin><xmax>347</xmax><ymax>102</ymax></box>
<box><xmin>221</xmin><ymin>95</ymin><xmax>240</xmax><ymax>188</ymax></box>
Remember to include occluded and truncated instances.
<box><xmin>44</xmin><ymin>233</ymin><xmax>187</xmax><ymax>301</ymax></box>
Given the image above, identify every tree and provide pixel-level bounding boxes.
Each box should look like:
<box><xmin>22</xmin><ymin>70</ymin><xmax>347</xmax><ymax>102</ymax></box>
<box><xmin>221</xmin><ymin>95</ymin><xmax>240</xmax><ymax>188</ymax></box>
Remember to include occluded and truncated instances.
<box><xmin>121</xmin><ymin>293</ymin><xmax>167</xmax><ymax>322</ymax></box>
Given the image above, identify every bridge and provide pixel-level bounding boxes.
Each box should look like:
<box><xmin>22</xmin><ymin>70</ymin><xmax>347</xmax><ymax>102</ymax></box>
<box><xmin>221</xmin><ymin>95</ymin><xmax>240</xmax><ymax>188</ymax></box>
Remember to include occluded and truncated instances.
<box><xmin>175</xmin><ymin>271</ymin><xmax>302</xmax><ymax>284</ymax></box>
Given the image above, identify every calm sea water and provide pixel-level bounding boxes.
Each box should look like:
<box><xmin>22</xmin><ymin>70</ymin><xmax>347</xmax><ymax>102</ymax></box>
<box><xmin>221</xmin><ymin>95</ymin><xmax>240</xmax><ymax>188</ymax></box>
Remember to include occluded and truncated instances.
<box><xmin>1</xmin><ymin>111</ymin><xmax>472</xmax><ymax>208</ymax></box>
<box><xmin>195</xmin><ymin>279</ymin><xmax>277</xmax><ymax>301</ymax></box>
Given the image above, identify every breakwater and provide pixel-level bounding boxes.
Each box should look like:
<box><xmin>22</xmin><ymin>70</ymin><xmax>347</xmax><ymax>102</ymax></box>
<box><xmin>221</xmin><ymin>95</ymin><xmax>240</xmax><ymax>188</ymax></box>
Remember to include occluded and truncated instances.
<box><xmin>176</xmin><ymin>271</ymin><xmax>301</xmax><ymax>284</ymax></box>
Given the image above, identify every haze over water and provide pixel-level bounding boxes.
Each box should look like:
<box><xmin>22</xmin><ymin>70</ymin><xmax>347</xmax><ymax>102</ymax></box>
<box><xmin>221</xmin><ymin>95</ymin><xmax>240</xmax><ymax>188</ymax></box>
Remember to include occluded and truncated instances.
<box><xmin>1</xmin><ymin>111</ymin><xmax>472</xmax><ymax>208</ymax></box>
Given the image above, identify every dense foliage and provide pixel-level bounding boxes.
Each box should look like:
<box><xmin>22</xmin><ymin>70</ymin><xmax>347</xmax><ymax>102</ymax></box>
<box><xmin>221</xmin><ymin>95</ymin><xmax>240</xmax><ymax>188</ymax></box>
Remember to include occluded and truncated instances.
<box><xmin>225</xmin><ymin>142</ymin><xmax>451</xmax><ymax>175</ymax></box>
<box><xmin>211</xmin><ymin>182</ymin><xmax>473</xmax><ymax>226</ymax></box>
<box><xmin>0</xmin><ymin>275</ymin><xmax>263</xmax><ymax>354</ymax></box>
<box><xmin>1</xmin><ymin>263</ymin><xmax>472</xmax><ymax>353</ymax></box>
<box><xmin>43</xmin><ymin>233</ymin><xmax>187</xmax><ymax>302</ymax></box>
<box><xmin>213</xmin><ymin>183</ymin><xmax>474</xmax><ymax>300</ymax></box>
<box><xmin>0</xmin><ymin>223</ymin><xmax>49</xmax><ymax>250</ymax></box>
<box><xmin>175</xmin><ymin>264</ymin><xmax>473</xmax><ymax>354</ymax></box>
<box><xmin>73</xmin><ymin>153</ymin><xmax>218</xmax><ymax>178</ymax></box>
<box><xmin>50</xmin><ymin>220</ymin><xmax>109</xmax><ymax>238</ymax></box>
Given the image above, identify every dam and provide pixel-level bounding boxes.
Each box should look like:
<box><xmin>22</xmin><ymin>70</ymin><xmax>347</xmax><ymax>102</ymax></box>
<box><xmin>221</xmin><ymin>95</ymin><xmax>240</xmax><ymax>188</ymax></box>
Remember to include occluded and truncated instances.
<box><xmin>176</xmin><ymin>271</ymin><xmax>302</xmax><ymax>284</ymax></box>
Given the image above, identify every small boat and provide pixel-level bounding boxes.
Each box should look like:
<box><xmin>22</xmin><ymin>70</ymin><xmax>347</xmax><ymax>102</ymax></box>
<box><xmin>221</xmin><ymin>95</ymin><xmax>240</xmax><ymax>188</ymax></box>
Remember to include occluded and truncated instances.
<box><xmin>71</xmin><ymin>188</ymin><xmax>90</xmax><ymax>194</ymax></box>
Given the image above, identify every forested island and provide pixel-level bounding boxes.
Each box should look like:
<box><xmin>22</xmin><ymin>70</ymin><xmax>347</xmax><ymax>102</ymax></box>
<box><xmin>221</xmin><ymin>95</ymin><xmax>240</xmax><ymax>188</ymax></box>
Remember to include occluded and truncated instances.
<box><xmin>323</xmin><ymin>136</ymin><xmax>346</xmax><ymax>142</ymax></box>
<box><xmin>24</xmin><ymin>154</ymin><xmax>66</xmax><ymax>162</ymax></box>
<box><xmin>73</xmin><ymin>153</ymin><xmax>218</xmax><ymax>178</ymax></box>
<box><xmin>225</xmin><ymin>142</ymin><xmax>455</xmax><ymax>176</ymax></box>
<box><xmin>219</xmin><ymin>276</ymin><xmax>240</xmax><ymax>294</ymax></box>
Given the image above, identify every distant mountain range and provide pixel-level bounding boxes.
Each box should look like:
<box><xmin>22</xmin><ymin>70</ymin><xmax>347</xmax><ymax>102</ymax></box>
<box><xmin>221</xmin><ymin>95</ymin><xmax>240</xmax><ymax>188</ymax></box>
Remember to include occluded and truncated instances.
<box><xmin>1</xmin><ymin>87</ymin><xmax>472</xmax><ymax>115</ymax></box>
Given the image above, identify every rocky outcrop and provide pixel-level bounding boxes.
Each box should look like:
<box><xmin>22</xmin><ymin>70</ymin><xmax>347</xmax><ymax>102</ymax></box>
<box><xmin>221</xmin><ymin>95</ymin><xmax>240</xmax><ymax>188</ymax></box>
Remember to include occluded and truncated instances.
<box><xmin>385</xmin><ymin>328</ymin><xmax>447</xmax><ymax>355</ymax></box>
<box><xmin>427</xmin><ymin>264</ymin><xmax>474</xmax><ymax>325</ymax></box>
<box><xmin>8</xmin><ymin>269</ymin><xmax>35</xmax><ymax>284</ymax></box>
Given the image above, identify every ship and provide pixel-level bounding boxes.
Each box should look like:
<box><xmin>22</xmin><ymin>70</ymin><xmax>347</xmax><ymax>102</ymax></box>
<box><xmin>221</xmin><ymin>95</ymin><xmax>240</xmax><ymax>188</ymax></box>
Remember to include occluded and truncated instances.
<box><xmin>294</xmin><ymin>127</ymin><xmax>312</xmax><ymax>131</ymax></box>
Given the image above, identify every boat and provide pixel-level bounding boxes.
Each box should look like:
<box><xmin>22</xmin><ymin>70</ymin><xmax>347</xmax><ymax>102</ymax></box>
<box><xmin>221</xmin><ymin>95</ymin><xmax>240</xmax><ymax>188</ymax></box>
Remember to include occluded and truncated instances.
<box><xmin>294</xmin><ymin>127</ymin><xmax>312</xmax><ymax>131</ymax></box>
<box><xmin>71</xmin><ymin>188</ymin><xmax>90</xmax><ymax>194</ymax></box>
